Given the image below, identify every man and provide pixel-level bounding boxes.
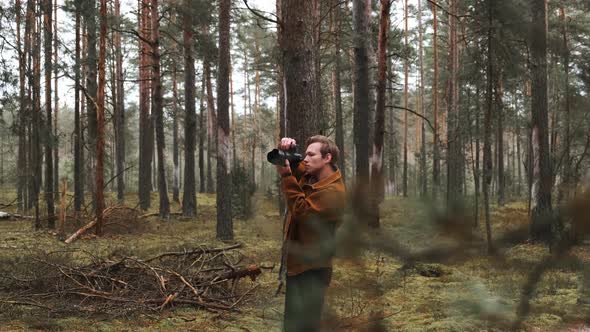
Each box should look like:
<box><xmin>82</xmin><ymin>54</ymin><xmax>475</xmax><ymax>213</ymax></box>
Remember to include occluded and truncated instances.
<box><xmin>276</xmin><ymin>135</ymin><xmax>347</xmax><ymax>332</ymax></box>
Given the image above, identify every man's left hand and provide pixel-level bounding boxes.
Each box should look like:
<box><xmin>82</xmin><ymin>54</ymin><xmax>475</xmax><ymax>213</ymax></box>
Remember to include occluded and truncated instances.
<box><xmin>277</xmin><ymin>159</ymin><xmax>292</xmax><ymax>177</ymax></box>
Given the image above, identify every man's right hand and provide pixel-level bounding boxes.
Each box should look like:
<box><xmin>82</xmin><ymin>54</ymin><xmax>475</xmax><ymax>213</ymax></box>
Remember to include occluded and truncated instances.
<box><xmin>279</xmin><ymin>137</ymin><xmax>297</xmax><ymax>151</ymax></box>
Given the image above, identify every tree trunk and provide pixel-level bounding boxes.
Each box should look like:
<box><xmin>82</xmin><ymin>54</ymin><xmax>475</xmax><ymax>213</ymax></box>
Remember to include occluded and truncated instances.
<box><xmin>483</xmin><ymin>0</ymin><xmax>494</xmax><ymax>254</ymax></box>
<box><xmin>368</xmin><ymin>0</ymin><xmax>391</xmax><ymax>228</ymax></box>
<box><xmin>96</xmin><ymin>0</ymin><xmax>107</xmax><ymax>236</ymax></box>
<box><xmin>280</xmin><ymin>0</ymin><xmax>320</xmax><ymax>148</ymax></box>
<box><xmin>558</xmin><ymin>7</ymin><xmax>571</xmax><ymax>203</ymax></box>
<box><xmin>151</xmin><ymin>0</ymin><xmax>170</xmax><ymax>219</ymax></box>
<box><xmin>432</xmin><ymin>0</ymin><xmax>440</xmax><ymax>199</ymax></box>
<box><xmin>74</xmin><ymin>2</ymin><xmax>83</xmax><ymax>213</ymax></box>
<box><xmin>16</xmin><ymin>0</ymin><xmax>28</xmax><ymax>213</ymax></box>
<box><xmin>138</xmin><ymin>0</ymin><xmax>152</xmax><ymax>210</ymax></box>
<box><xmin>53</xmin><ymin>0</ymin><xmax>59</xmax><ymax>203</ymax></box>
<box><xmin>85</xmin><ymin>0</ymin><xmax>98</xmax><ymax>210</ymax></box>
<box><xmin>496</xmin><ymin>72</ymin><xmax>505</xmax><ymax>206</ymax></box>
<box><xmin>402</xmin><ymin>0</ymin><xmax>409</xmax><ymax>198</ymax></box>
<box><xmin>216</xmin><ymin>0</ymin><xmax>233</xmax><ymax>240</ymax></box>
<box><xmin>331</xmin><ymin>0</ymin><xmax>345</xmax><ymax>180</ymax></box>
<box><xmin>182</xmin><ymin>0</ymin><xmax>197</xmax><ymax>217</ymax></box>
<box><xmin>198</xmin><ymin>70</ymin><xmax>206</xmax><ymax>193</ymax></box>
<box><xmin>114</xmin><ymin>0</ymin><xmax>125</xmax><ymax>203</ymax></box>
<box><xmin>205</xmin><ymin>59</ymin><xmax>216</xmax><ymax>194</ymax></box>
<box><xmin>352</xmin><ymin>0</ymin><xmax>370</xmax><ymax>183</ymax></box>
<box><xmin>172</xmin><ymin>59</ymin><xmax>180</xmax><ymax>203</ymax></box>
<box><xmin>43</xmin><ymin>0</ymin><xmax>55</xmax><ymax>229</ymax></box>
<box><xmin>446</xmin><ymin>0</ymin><xmax>461</xmax><ymax>206</ymax></box>
<box><xmin>530</xmin><ymin>0</ymin><xmax>553</xmax><ymax>241</ymax></box>
<box><xmin>418</xmin><ymin>0</ymin><xmax>427</xmax><ymax>198</ymax></box>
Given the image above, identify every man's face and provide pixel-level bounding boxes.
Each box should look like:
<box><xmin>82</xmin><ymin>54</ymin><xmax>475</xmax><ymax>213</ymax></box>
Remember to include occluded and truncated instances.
<box><xmin>304</xmin><ymin>142</ymin><xmax>331</xmax><ymax>176</ymax></box>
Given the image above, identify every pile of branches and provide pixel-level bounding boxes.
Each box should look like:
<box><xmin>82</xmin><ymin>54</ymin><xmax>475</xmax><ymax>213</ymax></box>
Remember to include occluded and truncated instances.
<box><xmin>1</xmin><ymin>244</ymin><xmax>262</xmax><ymax>316</ymax></box>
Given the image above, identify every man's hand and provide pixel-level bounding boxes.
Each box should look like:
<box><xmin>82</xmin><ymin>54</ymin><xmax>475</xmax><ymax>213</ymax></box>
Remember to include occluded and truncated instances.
<box><xmin>276</xmin><ymin>137</ymin><xmax>297</xmax><ymax>177</ymax></box>
<box><xmin>279</xmin><ymin>137</ymin><xmax>297</xmax><ymax>151</ymax></box>
<box><xmin>277</xmin><ymin>159</ymin><xmax>292</xmax><ymax>177</ymax></box>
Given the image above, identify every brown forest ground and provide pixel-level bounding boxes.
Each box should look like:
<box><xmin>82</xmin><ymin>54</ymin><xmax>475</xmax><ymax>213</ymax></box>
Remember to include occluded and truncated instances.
<box><xmin>0</xmin><ymin>190</ymin><xmax>589</xmax><ymax>331</ymax></box>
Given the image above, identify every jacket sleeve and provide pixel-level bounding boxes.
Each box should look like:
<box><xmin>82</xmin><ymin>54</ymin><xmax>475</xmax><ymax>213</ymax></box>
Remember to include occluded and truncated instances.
<box><xmin>281</xmin><ymin>176</ymin><xmax>345</xmax><ymax>223</ymax></box>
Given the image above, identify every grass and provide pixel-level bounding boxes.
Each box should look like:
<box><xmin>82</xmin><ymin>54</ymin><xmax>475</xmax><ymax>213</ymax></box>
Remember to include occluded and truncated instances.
<box><xmin>0</xmin><ymin>191</ymin><xmax>589</xmax><ymax>331</ymax></box>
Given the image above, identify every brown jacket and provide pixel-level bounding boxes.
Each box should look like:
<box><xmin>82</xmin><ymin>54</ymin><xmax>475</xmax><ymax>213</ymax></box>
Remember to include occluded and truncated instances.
<box><xmin>281</xmin><ymin>162</ymin><xmax>346</xmax><ymax>276</ymax></box>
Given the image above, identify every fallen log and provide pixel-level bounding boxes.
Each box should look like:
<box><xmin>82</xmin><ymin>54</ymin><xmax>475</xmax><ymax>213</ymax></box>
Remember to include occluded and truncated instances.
<box><xmin>64</xmin><ymin>219</ymin><xmax>98</xmax><ymax>244</ymax></box>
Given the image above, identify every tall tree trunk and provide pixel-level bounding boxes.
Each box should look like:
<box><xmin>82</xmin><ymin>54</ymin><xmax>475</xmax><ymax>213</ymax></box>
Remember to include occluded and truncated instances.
<box><xmin>558</xmin><ymin>6</ymin><xmax>571</xmax><ymax>203</ymax></box>
<box><xmin>446</xmin><ymin>0</ymin><xmax>461</xmax><ymax>206</ymax></box>
<box><xmin>74</xmin><ymin>2</ymin><xmax>83</xmax><ymax>212</ymax></box>
<box><xmin>96</xmin><ymin>0</ymin><xmax>107</xmax><ymax>236</ymax></box>
<box><xmin>182</xmin><ymin>0</ymin><xmax>197</xmax><ymax>217</ymax></box>
<box><xmin>496</xmin><ymin>72</ymin><xmax>505</xmax><ymax>206</ymax></box>
<box><xmin>483</xmin><ymin>0</ymin><xmax>494</xmax><ymax>254</ymax></box>
<box><xmin>352</xmin><ymin>0</ymin><xmax>370</xmax><ymax>182</ymax></box>
<box><xmin>529</xmin><ymin>0</ymin><xmax>553</xmax><ymax>241</ymax></box>
<box><xmin>216</xmin><ymin>0</ymin><xmax>233</xmax><ymax>240</ymax></box>
<box><xmin>172</xmin><ymin>59</ymin><xmax>180</xmax><ymax>203</ymax></box>
<box><xmin>16</xmin><ymin>0</ymin><xmax>28</xmax><ymax>213</ymax></box>
<box><xmin>114</xmin><ymin>0</ymin><xmax>125</xmax><ymax>202</ymax></box>
<box><xmin>43</xmin><ymin>0</ymin><xmax>55</xmax><ymax>228</ymax></box>
<box><xmin>432</xmin><ymin>0</ymin><xmax>440</xmax><ymax>199</ymax></box>
<box><xmin>402</xmin><ymin>0</ymin><xmax>409</xmax><ymax>198</ymax></box>
<box><xmin>387</xmin><ymin>58</ymin><xmax>396</xmax><ymax>195</ymax></box>
<box><xmin>368</xmin><ymin>0</ymin><xmax>391</xmax><ymax>228</ymax></box>
<box><xmin>205</xmin><ymin>59</ymin><xmax>216</xmax><ymax>194</ymax></box>
<box><xmin>331</xmin><ymin>0</ymin><xmax>345</xmax><ymax>180</ymax></box>
<box><xmin>138</xmin><ymin>0</ymin><xmax>152</xmax><ymax>210</ymax></box>
<box><xmin>280</xmin><ymin>0</ymin><xmax>320</xmax><ymax>148</ymax></box>
<box><xmin>85</xmin><ymin>0</ymin><xmax>98</xmax><ymax>209</ymax></box>
<box><xmin>32</xmin><ymin>3</ymin><xmax>42</xmax><ymax>219</ymax></box>
<box><xmin>418</xmin><ymin>0</ymin><xmax>427</xmax><ymax>197</ymax></box>
<box><xmin>198</xmin><ymin>71</ymin><xmax>206</xmax><ymax>193</ymax></box>
<box><xmin>53</xmin><ymin>0</ymin><xmax>59</xmax><ymax>203</ymax></box>
<box><xmin>151</xmin><ymin>0</ymin><xmax>170</xmax><ymax>219</ymax></box>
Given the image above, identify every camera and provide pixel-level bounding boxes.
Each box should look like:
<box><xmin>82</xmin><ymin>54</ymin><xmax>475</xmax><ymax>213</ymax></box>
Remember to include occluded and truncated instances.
<box><xmin>267</xmin><ymin>148</ymin><xmax>303</xmax><ymax>166</ymax></box>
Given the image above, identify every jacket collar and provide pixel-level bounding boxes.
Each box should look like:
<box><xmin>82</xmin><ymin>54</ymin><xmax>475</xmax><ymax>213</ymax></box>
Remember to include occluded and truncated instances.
<box><xmin>305</xmin><ymin>168</ymin><xmax>342</xmax><ymax>190</ymax></box>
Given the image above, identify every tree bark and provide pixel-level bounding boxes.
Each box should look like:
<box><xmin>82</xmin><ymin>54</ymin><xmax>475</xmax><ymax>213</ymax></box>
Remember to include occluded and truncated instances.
<box><xmin>151</xmin><ymin>0</ymin><xmax>170</xmax><ymax>219</ymax></box>
<box><xmin>16</xmin><ymin>0</ymin><xmax>28</xmax><ymax>213</ymax></box>
<box><xmin>432</xmin><ymin>0</ymin><xmax>440</xmax><ymax>199</ymax></box>
<box><xmin>53</xmin><ymin>0</ymin><xmax>59</xmax><ymax>203</ymax></box>
<box><xmin>368</xmin><ymin>0</ymin><xmax>391</xmax><ymax>228</ymax></box>
<box><xmin>84</xmin><ymin>0</ymin><xmax>98</xmax><ymax>210</ymax></box>
<box><xmin>114</xmin><ymin>0</ymin><xmax>125</xmax><ymax>203</ymax></box>
<box><xmin>331</xmin><ymin>0</ymin><xmax>345</xmax><ymax>180</ymax></box>
<box><xmin>198</xmin><ymin>70</ymin><xmax>206</xmax><ymax>193</ymax></box>
<box><xmin>418</xmin><ymin>0</ymin><xmax>427</xmax><ymax>198</ymax></box>
<box><xmin>96</xmin><ymin>0</ymin><xmax>107</xmax><ymax>236</ymax></box>
<box><xmin>495</xmin><ymin>72</ymin><xmax>505</xmax><ymax>206</ymax></box>
<box><xmin>74</xmin><ymin>2</ymin><xmax>83</xmax><ymax>213</ymax></box>
<box><xmin>216</xmin><ymin>0</ymin><xmax>233</xmax><ymax>240</ymax></box>
<box><xmin>182</xmin><ymin>0</ymin><xmax>197</xmax><ymax>217</ymax></box>
<box><xmin>483</xmin><ymin>0</ymin><xmax>494</xmax><ymax>254</ymax></box>
<box><xmin>529</xmin><ymin>0</ymin><xmax>553</xmax><ymax>241</ymax></box>
<box><xmin>403</xmin><ymin>0</ymin><xmax>409</xmax><ymax>198</ymax></box>
<box><xmin>558</xmin><ymin>7</ymin><xmax>571</xmax><ymax>203</ymax></box>
<box><xmin>280</xmin><ymin>0</ymin><xmax>320</xmax><ymax>148</ymax></box>
<box><xmin>43</xmin><ymin>0</ymin><xmax>55</xmax><ymax>229</ymax></box>
<box><xmin>352</xmin><ymin>0</ymin><xmax>370</xmax><ymax>182</ymax></box>
<box><xmin>446</xmin><ymin>0</ymin><xmax>461</xmax><ymax>206</ymax></box>
<box><xmin>138</xmin><ymin>0</ymin><xmax>152</xmax><ymax>210</ymax></box>
<box><xmin>205</xmin><ymin>59</ymin><xmax>216</xmax><ymax>194</ymax></box>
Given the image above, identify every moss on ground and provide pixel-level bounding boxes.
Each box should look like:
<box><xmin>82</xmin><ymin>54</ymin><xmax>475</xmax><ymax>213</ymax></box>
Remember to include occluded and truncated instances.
<box><xmin>0</xmin><ymin>193</ymin><xmax>589</xmax><ymax>331</ymax></box>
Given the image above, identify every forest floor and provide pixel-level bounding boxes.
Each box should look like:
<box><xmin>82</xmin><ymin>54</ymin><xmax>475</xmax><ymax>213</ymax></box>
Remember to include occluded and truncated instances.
<box><xmin>0</xmin><ymin>191</ymin><xmax>589</xmax><ymax>331</ymax></box>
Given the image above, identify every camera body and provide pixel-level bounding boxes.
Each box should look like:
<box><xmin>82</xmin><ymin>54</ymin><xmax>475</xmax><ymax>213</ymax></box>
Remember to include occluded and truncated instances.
<box><xmin>267</xmin><ymin>148</ymin><xmax>303</xmax><ymax>166</ymax></box>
